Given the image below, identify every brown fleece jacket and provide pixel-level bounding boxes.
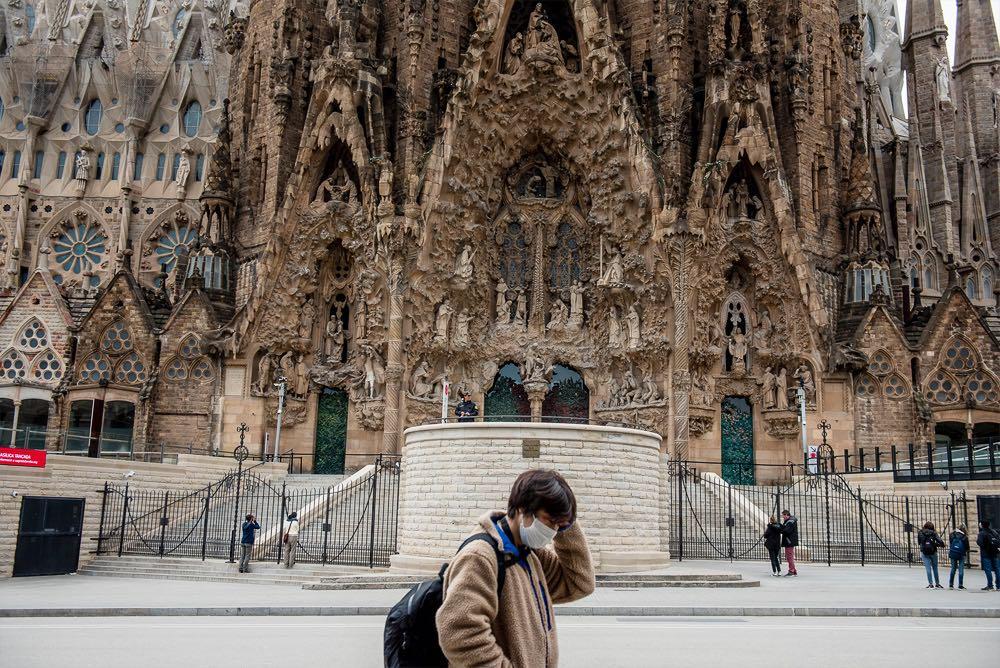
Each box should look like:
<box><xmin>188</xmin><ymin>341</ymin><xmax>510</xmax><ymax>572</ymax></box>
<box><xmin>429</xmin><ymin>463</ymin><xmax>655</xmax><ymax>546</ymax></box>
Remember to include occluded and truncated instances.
<box><xmin>436</xmin><ymin>511</ymin><xmax>596</xmax><ymax>667</ymax></box>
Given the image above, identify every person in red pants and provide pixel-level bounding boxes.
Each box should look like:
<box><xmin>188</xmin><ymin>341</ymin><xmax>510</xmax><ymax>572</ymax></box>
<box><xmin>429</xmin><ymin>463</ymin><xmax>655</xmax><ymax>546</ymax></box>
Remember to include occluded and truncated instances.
<box><xmin>780</xmin><ymin>509</ymin><xmax>799</xmax><ymax>576</ymax></box>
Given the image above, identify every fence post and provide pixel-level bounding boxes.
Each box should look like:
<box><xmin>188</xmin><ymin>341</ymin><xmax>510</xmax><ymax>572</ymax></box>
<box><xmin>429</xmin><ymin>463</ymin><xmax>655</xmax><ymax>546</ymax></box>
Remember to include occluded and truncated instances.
<box><xmin>904</xmin><ymin>496</ymin><xmax>913</xmax><ymax>564</ymax></box>
<box><xmin>966</xmin><ymin>437</ymin><xmax>975</xmax><ymax>478</ymax></box>
<box><xmin>908</xmin><ymin>443</ymin><xmax>915</xmax><ymax>478</ymax></box>
<box><xmin>228</xmin><ymin>457</ymin><xmax>245</xmax><ymax>564</ymax></box>
<box><xmin>891</xmin><ymin>444</ymin><xmax>898</xmax><ymax>474</ymax></box>
<box><xmin>201</xmin><ymin>485</ymin><xmax>211</xmax><ymax>561</ymax></box>
<box><xmin>676</xmin><ymin>464</ymin><xmax>684</xmax><ymax>562</ymax></box>
<box><xmin>726</xmin><ymin>480</ymin><xmax>734</xmax><ymax>560</ymax></box>
<box><xmin>117</xmin><ymin>482</ymin><xmax>130</xmax><ymax>558</ymax></box>
<box><xmin>874</xmin><ymin>447</ymin><xmax>881</xmax><ymax>472</ymax></box>
<box><xmin>927</xmin><ymin>442</ymin><xmax>935</xmax><ymax>479</ymax></box>
<box><xmin>843</xmin><ymin>449</ymin><xmax>850</xmax><ymax>474</ymax></box>
<box><xmin>961</xmin><ymin>491</ymin><xmax>971</xmax><ymax>567</ymax></box>
<box><xmin>947</xmin><ymin>445</ymin><xmax>954</xmax><ymax>479</ymax></box>
<box><xmin>321</xmin><ymin>485</ymin><xmax>332</xmax><ymax>565</ymax></box>
<box><xmin>158</xmin><ymin>491</ymin><xmax>170</xmax><ymax>557</ymax></box>
<box><xmin>990</xmin><ymin>440</ymin><xmax>997</xmax><ymax>478</ymax></box>
<box><xmin>824</xmin><ymin>473</ymin><xmax>832</xmax><ymax>567</ymax></box>
<box><xmin>277</xmin><ymin>482</ymin><xmax>287</xmax><ymax>565</ymax></box>
<box><xmin>857</xmin><ymin>487</ymin><xmax>865</xmax><ymax>567</ymax></box>
<box><xmin>369</xmin><ymin>455</ymin><xmax>380</xmax><ymax>568</ymax></box>
<box><xmin>859</xmin><ymin>448</ymin><xmax>865</xmax><ymax>473</ymax></box>
<box><xmin>96</xmin><ymin>481</ymin><xmax>109</xmax><ymax>556</ymax></box>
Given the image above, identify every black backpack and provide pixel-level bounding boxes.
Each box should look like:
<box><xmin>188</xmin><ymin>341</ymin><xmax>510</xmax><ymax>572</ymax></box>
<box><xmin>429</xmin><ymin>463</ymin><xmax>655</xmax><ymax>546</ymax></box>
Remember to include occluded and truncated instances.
<box><xmin>384</xmin><ymin>533</ymin><xmax>509</xmax><ymax>668</ymax></box>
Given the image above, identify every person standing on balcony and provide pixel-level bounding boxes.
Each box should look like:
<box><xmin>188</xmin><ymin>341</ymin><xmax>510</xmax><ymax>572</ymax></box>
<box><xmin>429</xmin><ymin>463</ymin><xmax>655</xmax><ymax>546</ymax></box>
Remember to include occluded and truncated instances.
<box><xmin>947</xmin><ymin>524</ymin><xmax>970</xmax><ymax>589</ymax></box>
<box><xmin>239</xmin><ymin>513</ymin><xmax>260</xmax><ymax>574</ymax></box>
<box><xmin>282</xmin><ymin>511</ymin><xmax>300</xmax><ymax>568</ymax></box>
<box><xmin>917</xmin><ymin>521</ymin><xmax>945</xmax><ymax>588</ymax></box>
<box><xmin>456</xmin><ymin>392</ymin><xmax>479</xmax><ymax>423</ymax></box>
<box><xmin>780</xmin><ymin>510</ymin><xmax>798</xmax><ymax>576</ymax></box>
<box><xmin>763</xmin><ymin>515</ymin><xmax>782</xmax><ymax>576</ymax></box>
<box><xmin>976</xmin><ymin>520</ymin><xmax>1000</xmax><ymax>591</ymax></box>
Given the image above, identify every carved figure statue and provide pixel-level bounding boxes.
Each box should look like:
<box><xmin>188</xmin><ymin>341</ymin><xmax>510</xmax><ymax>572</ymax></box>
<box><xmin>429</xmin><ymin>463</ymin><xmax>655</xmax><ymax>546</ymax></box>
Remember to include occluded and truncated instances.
<box><xmin>621</xmin><ymin>367</ymin><xmax>640</xmax><ymax>404</ymax></box>
<box><xmin>255</xmin><ymin>353</ymin><xmax>273</xmax><ymax>394</ymax></box>
<box><xmin>728</xmin><ymin>330</ymin><xmax>748</xmax><ymax>373</ymax></box>
<box><xmin>279</xmin><ymin>351</ymin><xmax>296</xmax><ymax>389</ymax></box>
<box><xmin>363</xmin><ymin>346</ymin><xmax>385</xmax><ymax>399</ymax></box>
<box><xmin>454</xmin><ymin>309</ymin><xmax>472</xmax><ymax>347</ymax></box>
<box><xmin>599</xmin><ymin>248</ymin><xmax>625</xmax><ymax>286</ymax></box>
<box><xmin>524</xmin><ymin>351</ymin><xmax>548</xmax><ymax>383</ymax></box>
<box><xmin>75</xmin><ymin>150</ymin><xmax>91</xmax><ymax>182</ymax></box>
<box><xmin>454</xmin><ymin>245</ymin><xmax>475</xmax><ymax>282</ymax></box>
<box><xmin>707</xmin><ymin>319</ymin><xmax>724</xmax><ymax>354</ymax></box>
<box><xmin>434</xmin><ymin>299</ymin><xmax>453</xmax><ymax>342</ymax></box>
<box><xmin>547</xmin><ymin>298</ymin><xmax>568</xmax><ymax>331</ymax></box>
<box><xmin>626</xmin><ymin>303</ymin><xmax>641</xmax><ymax>349</ymax></box>
<box><xmin>524</xmin><ymin>4</ymin><xmax>563</xmax><ymax>64</ymax></box>
<box><xmin>314</xmin><ymin>164</ymin><xmax>356</xmax><ymax>204</ymax></box>
<box><xmin>175</xmin><ymin>151</ymin><xmax>191</xmax><ymax>189</ymax></box>
<box><xmin>733</xmin><ymin>180</ymin><xmax>750</xmax><ymax>218</ymax></box>
<box><xmin>505</xmin><ymin>31</ymin><xmax>524</xmax><ymax>74</ymax></box>
<box><xmin>325</xmin><ymin>315</ymin><xmax>347</xmax><ymax>359</ymax></box>
<box><xmin>639</xmin><ymin>365</ymin><xmax>660</xmax><ymax>405</ymax></box>
<box><xmin>410</xmin><ymin>359</ymin><xmax>434</xmax><ymax>398</ymax></box>
<box><xmin>775</xmin><ymin>367</ymin><xmax>789</xmax><ymax>410</ymax></box>
<box><xmin>794</xmin><ymin>364</ymin><xmax>816</xmax><ymax>403</ymax></box>
<box><xmin>514</xmin><ymin>289</ymin><xmax>527</xmax><ymax>328</ymax></box>
<box><xmin>299</xmin><ymin>298</ymin><xmax>316</xmax><ymax>340</ymax></box>
<box><xmin>294</xmin><ymin>354</ymin><xmax>309</xmax><ymax>397</ymax></box>
<box><xmin>753</xmin><ymin>309</ymin><xmax>773</xmax><ymax>353</ymax></box>
<box><xmin>496</xmin><ymin>278</ymin><xmax>512</xmax><ymax>325</ymax></box>
<box><xmin>935</xmin><ymin>57</ymin><xmax>951</xmax><ymax>103</ymax></box>
<box><xmin>569</xmin><ymin>281</ymin><xmax>585</xmax><ymax>322</ymax></box>
<box><xmin>761</xmin><ymin>366</ymin><xmax>777</xmax><ymax>409</ymax></box>
<box><xmin>608</xmin><ymin>305</ymin><xmax>624</xmax><ymax>348</ymax></box>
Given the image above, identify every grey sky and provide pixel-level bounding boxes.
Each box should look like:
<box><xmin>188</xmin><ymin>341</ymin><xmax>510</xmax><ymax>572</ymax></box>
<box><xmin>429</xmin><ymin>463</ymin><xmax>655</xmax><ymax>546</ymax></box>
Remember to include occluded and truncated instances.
<box><xmin>896</xmin><ymin>0</ymin><xmax>1000</xmax><ymax>60</ymax></box>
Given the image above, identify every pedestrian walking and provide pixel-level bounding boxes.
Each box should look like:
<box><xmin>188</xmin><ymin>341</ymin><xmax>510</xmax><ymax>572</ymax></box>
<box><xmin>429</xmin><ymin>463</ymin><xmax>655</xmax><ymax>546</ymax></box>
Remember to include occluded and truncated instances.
<box><xmin>763</xmin><ymin>515</ymin><xmax>782</xmax><ymax>576</ymax></box>
<box><xmin>435</xmin><ymin>468</ymin><xmax>595</xmax><ymax>667</ymax></box>
<box><xmin>780</xmin><ymin>509</ymin><xmax>798</xmax><ymax>576</ymax></box>
<box><xmin>917</xmin><ymin>521</ymin><xmax>945</xmax><ymax>588</ymax></box>
<box><xmin>455</xmin><ymin>392</ymin><xmax>479</xmax><ymax>423</ymax></box>
<box><xmin>947</xmin><ymin>524</ymin><xmax>970</xmax><ymax>589</ymax></box>
<box><xmin>976</xmin><ymin>519</ymin><xmax>1000</xmax><ymax>591</ymax></box>
<box><xmin>239</xmin><ymin>513</ymin><xmax>260</xmax><ymax>573</ymax></box>
<box><xmin>282</xmin><ymin>511</ymin><xmax>300</xmax><ymax>569</ymax></box>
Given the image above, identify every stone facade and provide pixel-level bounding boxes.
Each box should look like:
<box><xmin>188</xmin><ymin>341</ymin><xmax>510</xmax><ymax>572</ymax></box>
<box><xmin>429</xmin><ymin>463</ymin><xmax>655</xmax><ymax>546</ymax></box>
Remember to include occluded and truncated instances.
<box><xmin>0</xmin><ymin>1</ymin><xmax>998</xmax><ymax>475</ymax></box>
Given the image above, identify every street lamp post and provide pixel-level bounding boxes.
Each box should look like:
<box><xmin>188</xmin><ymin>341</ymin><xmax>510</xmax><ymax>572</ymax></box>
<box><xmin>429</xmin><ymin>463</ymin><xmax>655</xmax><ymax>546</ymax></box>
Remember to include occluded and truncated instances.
<box><xmin>272</xmin><ymin>376</ymin><xmax>287</xmax><ymax>463</ymax></box>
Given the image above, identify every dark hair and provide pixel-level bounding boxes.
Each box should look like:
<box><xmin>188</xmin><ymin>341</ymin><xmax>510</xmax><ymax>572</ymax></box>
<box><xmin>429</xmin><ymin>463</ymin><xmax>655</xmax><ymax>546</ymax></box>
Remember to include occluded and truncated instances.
<box><xmin>246</xmin><ymin>513</ymin><xmax>253</xmax><ymax>521</ymax></box>
<box><xmin>507</xmin><ymin>469</ymin><xmax>576</xmax><ymax>524</ymax></box>
<box><xmin>781</xmin><ymin>509</ymin><xmax>790</xmax><ymax>516</ymax></box>
<box><xmin>983</xmin><ymin>520</ymin><xmax>991</xmax><ymax>529</ymax></box>
<box><xmin>923</xmin><ymin>521</ymin><xmax>935</xmax><ymax>531</ymax></box>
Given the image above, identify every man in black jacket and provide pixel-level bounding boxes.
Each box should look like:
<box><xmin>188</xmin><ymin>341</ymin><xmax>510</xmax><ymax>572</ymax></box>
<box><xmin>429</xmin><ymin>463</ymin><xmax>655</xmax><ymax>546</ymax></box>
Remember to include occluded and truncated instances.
<box><xmin>455</xmin><ymin>393</ymin><xmax>479</xmax><ymax>423</ymax></box>
<box><xmin>976</xmin><ymin>520</ymin><xmax>1000</xmax><ymax>591</ymax></box>
<box><xmin>780</xmin><ymin>510</ymin><xmax>799</xmax><ymax>576</ymax></box>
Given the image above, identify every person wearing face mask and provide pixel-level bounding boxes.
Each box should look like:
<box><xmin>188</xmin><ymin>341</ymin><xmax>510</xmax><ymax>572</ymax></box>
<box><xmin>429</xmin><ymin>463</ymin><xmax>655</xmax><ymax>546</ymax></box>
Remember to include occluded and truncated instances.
<box><xmin>436</xmin><ymin>468</ymin><xmax>595</xmax><ymax>667</ymax></box>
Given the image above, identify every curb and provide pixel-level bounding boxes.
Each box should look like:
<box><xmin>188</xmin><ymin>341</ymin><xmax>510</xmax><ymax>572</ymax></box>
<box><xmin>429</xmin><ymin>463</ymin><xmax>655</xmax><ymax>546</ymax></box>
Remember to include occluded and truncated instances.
<box><xmin>1</xmin><ymin>606</ymin><xmax>997</xmax><ymax>619</ymax></box>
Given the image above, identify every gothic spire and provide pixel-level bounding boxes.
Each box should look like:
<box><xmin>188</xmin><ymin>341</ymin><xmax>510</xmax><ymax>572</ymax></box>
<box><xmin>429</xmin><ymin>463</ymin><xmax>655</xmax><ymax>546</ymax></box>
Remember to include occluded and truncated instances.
<box><xmin>902</xmin><ymin>0</ymin><xmax>948</xmax><ymax>47</ymax></box>
<box><xmin>954</xmin><ymin>0</ymin><xmax>1000</xmax><ymax>72</ymax></box>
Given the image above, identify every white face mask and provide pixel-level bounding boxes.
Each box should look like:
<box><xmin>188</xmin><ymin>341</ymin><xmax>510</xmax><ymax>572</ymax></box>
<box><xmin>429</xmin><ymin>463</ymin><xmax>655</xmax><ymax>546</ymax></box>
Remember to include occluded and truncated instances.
<box><xmin>520</xmin><ymin>514</ymin><xmax>558</xmax><ymax>549</ymax></box>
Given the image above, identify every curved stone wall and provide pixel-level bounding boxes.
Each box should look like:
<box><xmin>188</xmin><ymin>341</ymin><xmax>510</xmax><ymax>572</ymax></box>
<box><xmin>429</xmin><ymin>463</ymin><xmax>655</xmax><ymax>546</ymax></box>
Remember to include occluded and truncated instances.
<box><xmin>392</xmin><ymin>422</ymin><xmax>670</xmax><ymax>574</ymax></box>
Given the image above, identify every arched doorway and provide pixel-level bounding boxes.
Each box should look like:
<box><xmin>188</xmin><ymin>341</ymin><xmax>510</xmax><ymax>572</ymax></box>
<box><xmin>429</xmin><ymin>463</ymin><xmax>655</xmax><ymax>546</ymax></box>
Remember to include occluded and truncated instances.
<box><xmin>721</xmin><ymin>396</ymin><xmax>754</xmax><ymax>484</ymax></box>
<box><xmin>542</xmin><ymin>364</ymin><xmax>588</xmax><ymax>423</ymax></box>
<box><xmin>315</xmin><ymin>388</ymin><xmax>348</xmax><ymax>474</ymax></box>
<box><xmin>485</xmin><ymin>363</ymin><xmax>530</xmax><ymax>421</ymax></box>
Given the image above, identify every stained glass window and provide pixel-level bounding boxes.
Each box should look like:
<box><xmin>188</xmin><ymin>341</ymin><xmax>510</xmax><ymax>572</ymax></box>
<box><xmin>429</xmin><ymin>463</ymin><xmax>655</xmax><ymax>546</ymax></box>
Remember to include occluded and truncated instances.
<box><xmin>883</xmin><ymin>374</ymin><xmax>909</xmax><ymax>400</ymax></box>
<box><xmin>26</xmin><ymin>4</ymin><xmax>35</xmax><ymax>34</ymax></box>
<box><xmin>84</xmin><ymin>99</ymin><xmax>102</xmax><ymax>135</ymax></box>
<box><xmin>163</xmin><ymin>357</ymin><xmax>187</xmax><ymax>381</ymax></box>
<box><xmin>0</xmin><ymin>350</ymin><xmax>27</xmax><ymax>380</ymax></box>
<box><xmin>499</xmin><ymin>221</ymin><xmax>530</xmax><ymax>289</ymax></box>
<box><xmin>964</xmin><ymin>371</ymin><xmax>999</xmax><ymax>405</ymax></box>
<box><xmin>52</xmin><ymin>221</ymin><xmax>107</xmax><ymax>276</ymax></box>
<box><xmin>154</xmin><ymin>222</ymin><xmax>198</xmax><ymax>273</ymax></box>
<box><xmin>178</xmin><ymin>335</ymin><xmax>199</xmax><ymax>359</ymax></box>
<box><xmin>100</xmin><ymin>321</ymin><xmax>134</xmax><ymax>354</ymax></box>
<box><xmin>867</xmin><ymin>351</ymin><xmax>893</xmax><ymax>376</ymax></box>
<box><xmin>941</xmin><ymin>338</ymin><xmax>976</xmax><ymax>373</ymax></box>
<box><xmin>542</xmin><ymin>364</ymin><xmax>589</xmax><ymax>423</ymax></box>
<box><xmin>485</xmin><ymin>363</ymin><xmax>530</xmax><ymax>421</ymax></box>
<box><xmin>855</xmin><ymin>374</ymin><xmax>879</xmax><ymax>398</ymax></box>
<box><xmin>17</xmin><ymin>319</ymin><xmax>48</xmax><ymax>351</ymax></box>
<box><xmin>30</xmin><ymin>350</ymin><xmax>63</xmax><ymax>383</ymax></box>
<box><xmin>190</xmin><ymin>358</ymin><xmax>213</xmax><ymax>382</ymax></box>
<box><xmin>549</xmin><ymin>222</ymin><xmax>580</xmax><ymax>289</ymax></box>
<box><xmin>183</xmin><ymin>101</ymin><xmax>202</xmax><ymax>137</ymax></box>
<box><xmin>78</xmin><ymin>353</ymin><xmax>111</xmax><ymax>384</ymax></box>
<box><xmin>925</xmin><ymin>369</ymin><xmax>960</xmax><ymax>405</ymax></box>
<box><xmin>114</xmin><ymin>353</ymin><xmax>147</xmax><ymax>384</ymax></box>
<box><xmin>982</xmin><ymin>267</ymin><xmax>994</xmax><ymax>303</ymax></box>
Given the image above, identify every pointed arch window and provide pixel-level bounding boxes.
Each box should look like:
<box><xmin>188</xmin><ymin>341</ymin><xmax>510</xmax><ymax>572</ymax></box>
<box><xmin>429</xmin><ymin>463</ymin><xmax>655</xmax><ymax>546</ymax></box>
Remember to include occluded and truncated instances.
<box><xmin>549</xmin><ymin>222</ymin><xmax>580</xmax><ymax>289</ymax></box>
<box><xmin>17</xmin><ymin>318</ymin><xmax>48</xmax><ymax>351</ymax></box>
<box><xmin>195</xmin><ymin>153</ymin><xmax>204</xmax><ymax>181</ymax></box>
<box><xmin>925</xmin><ymin>369</ymin><xmax>960</xmax><ymax>405</ymax></box>
<box><xmin>484</xmin><ymin>363</ymin><xmax>530</xmax><ymax>421</ymax></box>
<box><xmin>982</xmin><ymin>267</ymin><xmax>994</xmax><ymax>303</ymax></box>
<box><xmin>722</xmin><ymin>294</ymin><xmax>750</xmax><ymax>372</ymax></box>
<box><xmin>84</xmin><ymin>99</ymin><xmax>103</xmax><ymax>135</ymax></box>
<box><xmin>133</xmin><ymin>153</ymin><xmax>144</xmax><ymax>180</ymax></box>
<box><xmin>163</xmin><ymin>357</ymin><xmax>188</xmax><ymax>381</ymax></box>
<box><xmin>190</xmin><ymin>358</ymin><xmax>213</xmax><ymax>382</ymax></box>
<box><xmin>941</xmin><ymin>338</ymin><xmax>976</xmax><ymax>373</ymax></box>
<box><xmin>110</xmin><ymin>152</ymin><xmax>121</xmax><ymax>181</ymax></box>
<box><xmin>77</xmin><ymin>352</ymin><xmax>112</xmax><ymax>384</ymax></box>
<box><xmin>855</xmin><ymin>373</ymin><xmax>879</xmax><ymax>398</ymax></box>
<box><xmin>0</xmin><ymin>349</ymin><xmax>27</xmax><ymax>380</ymax></box>
<box><xmin>178</xmin><ymin>335</ymin><xmax>200</xmax><ymax>359</ymax></box>
<box><xmin>114</xmin><ymin>353</ymin><xmax>147</xmax><ymax>385</ymax></box>
<box><xmin>100</xmin><ymin>320</ymin><xmax>134</xmax><ymax>355</ymax></box>
<box><xmin>171</xmin><ymin>153</ymin><xmax>181</xmax><ymax>181</ymax></box>
<box><xmin>966</xmin><ymin>277</ymin><xmax>977</xmax><ymax>301</ymax></box>
<box><xmin>154</xmin><ymin>222</ymin><xmax>198</xmax><ymax>273</ymax></box>
<box><xmin>155</xmin><ymin>154</ymin><xmax>166</xmax><ymax>180</ymax></box>
<box><xmin>542</xmin><ymin>364</ymin><xmax>589</xmax><ymax>423</ymax></box>
<box><xmin>25</xmin><ymin>4</ymin><xmax>35</xmax><ymax>34</ymax></box>
<box><xmin>56</xmin><ymin>151</ymin><xmax>66</xmax><ymax>178</ymax></box>
<box><xmin>10</xmin><ymin>150</ymin><xmax>20</xmax><ymax>178</ymax></box>
<box><xmin>182</xmin><ymin>101</ymin><xmax>202</xmax><ymax>137</ymax></box>
<box><xmin>499</xmin><ymin>221</ymin><xmax>530</xmax><ymax>289</ymax></box>
<box><xmin>30</xmin><ymin>350</ymin><xmax>63</xmax><ymax>383</ymax></box>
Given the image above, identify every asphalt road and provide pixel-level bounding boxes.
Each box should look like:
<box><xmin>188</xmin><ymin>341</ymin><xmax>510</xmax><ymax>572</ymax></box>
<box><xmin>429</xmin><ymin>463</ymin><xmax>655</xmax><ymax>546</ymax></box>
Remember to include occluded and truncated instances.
<box><xmin>2</xmin><ymin>616</ymin><xmax>998</xmax><ymax>667</ymax></box>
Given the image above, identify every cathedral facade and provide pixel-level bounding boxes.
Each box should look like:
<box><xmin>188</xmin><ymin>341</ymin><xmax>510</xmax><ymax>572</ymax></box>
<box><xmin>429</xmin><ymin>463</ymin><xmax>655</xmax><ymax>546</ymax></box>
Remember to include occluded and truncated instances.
<box><xmin>1</xmin><ymin>0</ymin><xmax>998</xmax><ymax>479</ymax></box>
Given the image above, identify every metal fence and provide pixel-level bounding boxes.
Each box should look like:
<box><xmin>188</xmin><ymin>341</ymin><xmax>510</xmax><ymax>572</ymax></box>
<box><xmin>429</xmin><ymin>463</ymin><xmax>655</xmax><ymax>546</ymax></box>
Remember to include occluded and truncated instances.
<box><xmin>801</xmin><ymin>440</ymin><xmax>1000</xmax><ymax>482</ymax></box>
<box><xmin>670</xmin><ymin>461</ymin><xmax>968</xmax><ymax>566</ymax></box>
<box><xmin>96</xmin><ymin>454</ymin><xmax>401</xmax><ymax>568</ymax></box>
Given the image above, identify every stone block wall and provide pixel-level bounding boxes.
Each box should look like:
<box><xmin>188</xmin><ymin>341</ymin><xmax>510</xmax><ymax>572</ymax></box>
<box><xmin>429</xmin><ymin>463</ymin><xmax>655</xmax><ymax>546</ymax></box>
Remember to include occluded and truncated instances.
<box><xmin>393</xmin><ymin>422</ymin><xmax>668</xmax><ymax>573</ymax></box>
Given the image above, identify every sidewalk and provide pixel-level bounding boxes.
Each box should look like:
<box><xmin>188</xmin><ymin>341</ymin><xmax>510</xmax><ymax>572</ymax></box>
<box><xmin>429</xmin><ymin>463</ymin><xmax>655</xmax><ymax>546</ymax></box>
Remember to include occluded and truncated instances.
<box><xmin>2</xmin><ymin>560</ymin><xmax>998</xmax><ymax>618</ymax></box>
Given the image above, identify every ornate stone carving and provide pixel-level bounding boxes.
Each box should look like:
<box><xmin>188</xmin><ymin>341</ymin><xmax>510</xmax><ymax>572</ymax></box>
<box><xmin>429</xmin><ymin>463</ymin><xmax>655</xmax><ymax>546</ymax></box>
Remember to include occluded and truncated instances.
<box><xmin>763</xmin><ymin>411</ymin><xmax>800</xmax><ymax>439</ymax></box>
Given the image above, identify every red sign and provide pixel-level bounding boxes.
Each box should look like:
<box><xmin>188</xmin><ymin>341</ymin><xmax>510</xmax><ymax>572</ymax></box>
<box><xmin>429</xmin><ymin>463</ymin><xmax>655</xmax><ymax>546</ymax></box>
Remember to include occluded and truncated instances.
<box><xmin>0</xmin><ymin>447</ymin><xmax>46</xmax><ymax>468</ymax></box>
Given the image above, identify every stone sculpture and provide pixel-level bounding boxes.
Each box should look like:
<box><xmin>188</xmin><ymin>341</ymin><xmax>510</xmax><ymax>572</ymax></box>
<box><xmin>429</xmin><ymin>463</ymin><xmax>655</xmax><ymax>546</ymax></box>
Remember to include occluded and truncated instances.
<box><xmin>294</xmin><ymin>354</ymin><xmax>309</xmax><ymax>396</ymax></box>
<box><xmin>324</xmin><ymin>315</ymin><xmax>347</xmax><ymax>359</ymax></box>
<box><xmin>495</xmin><ymin>278</ymin><xmax>513</xmax><ymax>325</ymax></box>
<box><xmin>410</xmin><ymin>359</ymin><xmax>434</xmax><ymax>398</ymax></box>
<box><xmin>626</xmin><ymin>303</ymin><xmax>641</xmax><ymax>349</ymax></box>
<box><xmin>761</xmin><ymin>366</ymin><xmax>777</xmax><ymax>409</ymax></box>
<box><xmin>434</xmin><ymin>299</ymin><xmax>454</xmax><ymax>342</ymax></box>
<box><xmin>363</xmin><ymin>345</ymin><xmax>385</xmax><ymax>399</ymax></box>
<box><xmin>454</xmin><ymin>309</ymin><xmax>472</xmax><ymax>347</ymax></box>
<box><xmin>568</xmin><ymin>281</ymin><xmax>585</xmax><ymax>327</ymax></box>
<box><xmin>74</xmin><ymin>150</ymin><xmax>91</xmax><ymax>182</ymax></box>
<box><xmin>255</xmin><ymin>352</ymin><xmax>273</xmax><ymax>394</ymax></box>
<box><xmin>514</xmin><ymin>289</ymin><xmax>527</xmax><ymax>328</ymax></box>
<box><xmin>599</xmin><ymin>248</ymin><xmax>625</xmax><ymax>286</ymax></box>
<box><xmin>608</xmin><ymin>305</ymin><xmax>624</xmax><ymax>348</ymax></box>
<box><xmin>794</xmin><ymin>363</ymin><xmax>815</xmax><ymax>403</ymax></box>
<box><xmin>454</xmin><ymin>245</ymin><xmax>475</xmax><ymax>282</ymax></box>
<box><xmin>547</xmin><ymin>298</ymin><xmax>568</xmax><ymax>331</ymax></box>
<box><xmin>505</xmin><ymin>32</ymin><xmax>524</xmax><ymax>74</ymax></box>
<box><xmin>728</xmin><ymin>329</ymin><xmax>748</xmax><ymax>373</ymax></box>
<box><xmin>775</xmin><ymin>367</ymin><xmax>789</xmax><ymax>410</ymax></box>
<box><xmin>298</xmin><ymin>298</ymin><xmax>316</xmax><ymax>340</ymax></box>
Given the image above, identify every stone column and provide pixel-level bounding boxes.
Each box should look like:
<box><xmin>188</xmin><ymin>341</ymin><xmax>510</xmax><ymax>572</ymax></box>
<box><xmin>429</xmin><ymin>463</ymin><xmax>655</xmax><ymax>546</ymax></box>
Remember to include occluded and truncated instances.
<box><xmin>524</xmin><ymin>380</ymin><xmax>548</xmax><ymax>422</ymax></box>
<box><xmin>8</xmin><ymin>398</ymin><xmax>21</xmax><ymax>447</ymax></box>
<box><xmin>671</xmin><ymin>237</ymin><xmax>691</xmax><ymax>460</ymax></box>
<box><xmin>529</xmin><ymin>222</ymin><xmax>546</xmax><ymax>335</ymax></box>
<box><xmin>381</xmin><ymin>251</ymin><xmax>405</xmax><ymax>453</ymax></box>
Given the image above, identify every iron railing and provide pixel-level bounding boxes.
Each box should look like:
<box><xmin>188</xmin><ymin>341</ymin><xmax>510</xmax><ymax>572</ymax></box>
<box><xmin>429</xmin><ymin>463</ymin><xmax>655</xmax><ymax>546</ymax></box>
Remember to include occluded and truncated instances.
<box><xmin>800</xmin><ymin>440</ymin><xmax>1000</xmax><ymax>482</ymax></box>
<box><xmin>96</xmin><ymin>454</ymin><xmax>401</xmax><ymax>568</ymax></box>
<box><xmin>670</xmin><ymin>460</ymin><xmax>969</xmax><ymax>566</ymax></box>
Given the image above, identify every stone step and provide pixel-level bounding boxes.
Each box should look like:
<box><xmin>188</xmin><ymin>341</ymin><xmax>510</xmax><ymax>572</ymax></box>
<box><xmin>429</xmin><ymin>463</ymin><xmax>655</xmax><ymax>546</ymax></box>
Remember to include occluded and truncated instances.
<box><xmin>304</xmin><ymin>577</ymin><xmax>758</xmax><ymax>591</ymax></box>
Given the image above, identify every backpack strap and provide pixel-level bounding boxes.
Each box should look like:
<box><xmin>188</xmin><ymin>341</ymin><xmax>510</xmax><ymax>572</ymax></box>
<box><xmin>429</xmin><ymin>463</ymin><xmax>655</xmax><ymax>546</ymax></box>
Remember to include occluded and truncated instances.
<box><xmin>457</xmin><ymin>532</ymin><xmax>509</xmax><ymax>597</ymax></box>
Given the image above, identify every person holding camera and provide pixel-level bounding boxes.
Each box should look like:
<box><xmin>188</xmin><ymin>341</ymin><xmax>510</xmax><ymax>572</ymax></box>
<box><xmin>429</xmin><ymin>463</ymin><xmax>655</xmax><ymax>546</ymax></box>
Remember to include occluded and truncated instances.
<box><xmin>239</xmin><ymin>513</ymin><xmax>260</xmax><ymax>573</ymax></box>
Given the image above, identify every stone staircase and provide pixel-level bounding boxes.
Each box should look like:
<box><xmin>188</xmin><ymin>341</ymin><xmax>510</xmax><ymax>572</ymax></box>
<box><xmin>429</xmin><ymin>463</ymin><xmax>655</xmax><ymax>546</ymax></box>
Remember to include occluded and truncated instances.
<box><xmin>78</xmin><ymin>555</ymin><xmax>758</xmax><ymax>589</ymax></box>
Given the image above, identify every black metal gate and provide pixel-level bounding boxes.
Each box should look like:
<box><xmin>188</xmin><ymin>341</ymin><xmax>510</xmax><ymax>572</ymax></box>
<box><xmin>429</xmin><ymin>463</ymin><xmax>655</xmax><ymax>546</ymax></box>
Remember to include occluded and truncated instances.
<box><xmin>13</xmin><ymin>496</ymin><xmax>86</xmax><ymax>576</ymax></box>
<box><xmin>96</xmin><ymin>454</ymin><xmax>401</xmax><ymax>568</ymax></box>
<box><xmin>670</xmin><ymin>461</ymin><xmax>964</xmax><ymax>565</ymax></box>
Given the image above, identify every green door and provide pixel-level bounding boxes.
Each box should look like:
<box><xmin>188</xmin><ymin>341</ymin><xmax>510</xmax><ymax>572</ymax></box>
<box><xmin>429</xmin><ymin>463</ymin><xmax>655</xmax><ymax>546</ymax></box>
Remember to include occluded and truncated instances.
<box><xmin>721</xmin><ymin>396</ymin><xmax>754</xmax><ymax>485</ymax></box>
<box><xmin>314</xmin><ymin>388</ymin><xmax>348</xmax><ymax>474</ymax></box>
